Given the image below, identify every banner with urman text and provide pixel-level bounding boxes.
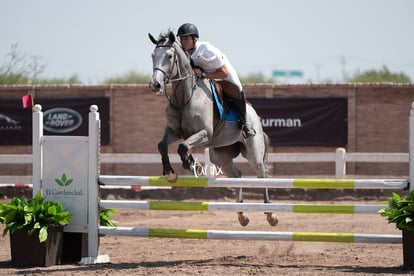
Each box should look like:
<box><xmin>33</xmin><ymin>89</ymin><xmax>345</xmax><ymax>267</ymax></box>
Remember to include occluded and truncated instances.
<box><xmin>248</xmin><ymin>98</ymin><xmax>347</xmax><ymax>146</ymax></box>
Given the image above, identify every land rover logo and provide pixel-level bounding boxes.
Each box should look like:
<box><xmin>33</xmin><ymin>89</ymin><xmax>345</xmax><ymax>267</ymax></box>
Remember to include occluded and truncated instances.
<box><xmin>43</xmin><ymin>108</ymin><xmax>82</xmax><ymax>133</ymax></box>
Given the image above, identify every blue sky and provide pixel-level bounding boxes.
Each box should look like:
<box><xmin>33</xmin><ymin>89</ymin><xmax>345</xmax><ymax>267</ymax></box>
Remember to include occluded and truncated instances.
<box><xmin>1</xmin><ymin>0</ymin><xmax>413</xmax><ymax>84</ymax></box>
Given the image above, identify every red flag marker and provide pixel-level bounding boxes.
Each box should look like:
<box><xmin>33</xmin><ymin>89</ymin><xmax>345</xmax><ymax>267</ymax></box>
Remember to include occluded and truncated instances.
<box><xmin>22</xmin><ymin>94</ymin><xmax>34</xmax><ymax>108</ymax></box>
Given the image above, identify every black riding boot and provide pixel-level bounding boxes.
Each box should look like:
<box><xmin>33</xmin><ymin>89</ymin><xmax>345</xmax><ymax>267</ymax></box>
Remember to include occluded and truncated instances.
<box><xmin>239</xmin><ymin>91</ymin><xmax>256</xmax><ymax>138</ymax></box>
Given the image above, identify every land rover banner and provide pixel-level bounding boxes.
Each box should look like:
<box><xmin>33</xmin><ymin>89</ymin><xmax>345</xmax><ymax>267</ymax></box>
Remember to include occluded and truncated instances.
<box><xmin>248</xmin><ymin>98</ymin><xmax>347</xmax><ymax>146</ymax></box>
<box><xmin>0</xmin><ymin>97</ymin><xmax>110</xmax><ymax>145</ymax></box>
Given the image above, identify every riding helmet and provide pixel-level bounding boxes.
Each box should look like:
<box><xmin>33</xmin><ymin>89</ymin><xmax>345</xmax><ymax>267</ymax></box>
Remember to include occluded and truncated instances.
<box><xmin>177</xmin><ymin>23</ymin><xmax>199</xmax><ymax>38</ymax></box>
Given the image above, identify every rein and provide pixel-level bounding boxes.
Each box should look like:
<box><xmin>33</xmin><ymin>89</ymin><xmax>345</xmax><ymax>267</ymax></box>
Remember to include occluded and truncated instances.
<box><xmin>154</xmin><ymin>43</ymin><xmax>195</xmax><ymax>110</ymax></box>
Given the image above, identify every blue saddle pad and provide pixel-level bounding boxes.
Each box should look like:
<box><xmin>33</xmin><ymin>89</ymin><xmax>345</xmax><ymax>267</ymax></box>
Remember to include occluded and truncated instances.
<box><xmin>209</xmin><ymin>80</ymin><xmax>239</xmax><ymax>122</ymax></box>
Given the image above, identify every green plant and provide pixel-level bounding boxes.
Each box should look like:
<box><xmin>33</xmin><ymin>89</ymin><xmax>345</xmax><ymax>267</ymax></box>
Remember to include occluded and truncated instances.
<box><xmin>378</xmin><ymin>190</ymin><xmax>414</xmax><ymax>231</ymax></box>
<box><xmin>0</xmin><ymin>192</ymin><xmax>73</xmax><ymax>243</ymax></box>
<box><xmin>99</xmin><ymin>208</ymin><xmax>117</xmax><ymax>227</ymax></box>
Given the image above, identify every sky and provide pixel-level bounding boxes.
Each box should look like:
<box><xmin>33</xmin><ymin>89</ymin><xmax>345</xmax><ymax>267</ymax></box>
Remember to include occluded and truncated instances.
<box><xmin>1</xmin><ymin>0</ymin><xmax>413</xmax><ymax>84</ymax></box>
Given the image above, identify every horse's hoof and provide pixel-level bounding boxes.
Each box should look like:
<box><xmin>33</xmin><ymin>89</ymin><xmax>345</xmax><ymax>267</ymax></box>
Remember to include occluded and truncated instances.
<box><xmin>238</xmin><ymin>212</ymin><xmax>249</xmax><ymax>227</ymax></box>
<box><xmin>266</xmin><ymin>212</ymin><xmax>278</xmax><ymax>226</ymax></box>
<box><xmin>165</xmin><ymin>173</ymin><xmax>177</xmax><ymax>183</ymax></box>
<box><xmin>182</xmin><ymin>155</ymin><xmax>195</xmax><ymax>171</ymax></box>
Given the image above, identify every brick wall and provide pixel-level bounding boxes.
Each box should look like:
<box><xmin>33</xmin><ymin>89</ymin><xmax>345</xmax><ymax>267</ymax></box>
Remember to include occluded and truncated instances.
<box><xmin>1</xmin><ymin>83</ymin><xmax>414</xmax><ymax>177</ymax></box>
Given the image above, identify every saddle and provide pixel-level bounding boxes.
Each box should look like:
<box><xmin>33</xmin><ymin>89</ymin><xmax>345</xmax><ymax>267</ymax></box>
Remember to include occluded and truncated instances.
<box><xmin>191</xmin><ymin>62</ymin><xmax>240</xmax><ymax>124</ymax></box>
<box><xmin>208</xmin><ymin>80</ymin><xmax>239</xmax><ymax>121</ymax></box>
<box><xmin>210</xmin><ymin>80</ymin><xmax>241</xmax><ymax>115</ymax></box>
<box><xmin>210</xmin><ymin>80</ymin><xmax>224</xmax><ymax>108</ymax></box>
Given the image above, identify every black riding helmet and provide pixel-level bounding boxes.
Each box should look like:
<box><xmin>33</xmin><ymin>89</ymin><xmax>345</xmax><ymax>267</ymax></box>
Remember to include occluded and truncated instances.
<box><xmin>177</xmin><ymin>23</ymin><xmax>199</xmax><ymax>38</ymax></box>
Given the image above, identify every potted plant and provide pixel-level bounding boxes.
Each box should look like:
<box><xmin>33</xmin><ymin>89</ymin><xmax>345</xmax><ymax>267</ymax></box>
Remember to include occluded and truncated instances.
<box><xmin>378</xmin><ymin>190</ymin><xmax>414</xmax><ymax>270</ymax></box>
<box><xmin>100</xmin><ymin>207</ymin><xmax>117</xmax><ymax>227</ymax></box>
<box><xmin>0</xmin><ymin>192</ymin><xmax>73</xmax><ymax>267</ymax></box>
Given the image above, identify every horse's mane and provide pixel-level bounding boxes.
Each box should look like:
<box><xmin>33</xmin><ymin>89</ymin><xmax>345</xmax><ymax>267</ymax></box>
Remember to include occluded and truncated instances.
<box><xmin>156</xmin><ymin>29</ymin><xmax>175</xmax><ymax>45</ymax></box>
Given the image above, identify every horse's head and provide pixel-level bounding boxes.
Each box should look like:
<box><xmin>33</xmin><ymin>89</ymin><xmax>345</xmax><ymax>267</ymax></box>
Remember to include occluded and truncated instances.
<box><xmin>148</xmin><ymin>31</ymin><xmax>179</xmax><ymax>93</ymax></box>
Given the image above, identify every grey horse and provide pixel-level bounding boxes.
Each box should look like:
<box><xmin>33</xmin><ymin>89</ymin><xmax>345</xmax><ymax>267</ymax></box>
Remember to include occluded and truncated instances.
<box><xmin>148</xmin><ymin>31</ymin><xmax>278</xmax><ymax>227</ymax></box>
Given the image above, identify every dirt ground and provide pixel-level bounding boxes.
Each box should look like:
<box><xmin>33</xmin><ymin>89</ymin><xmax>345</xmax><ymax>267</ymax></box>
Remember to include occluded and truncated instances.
<box><xmin>0</xmin><ymin>186</ymin><xmax>413</xmax><ymax>275</ymax></box>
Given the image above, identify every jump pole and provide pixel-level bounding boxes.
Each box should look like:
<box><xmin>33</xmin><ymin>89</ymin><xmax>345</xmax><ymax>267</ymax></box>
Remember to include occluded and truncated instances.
<box><xmin>99</xmin><ymin>226</ymin><xmax>401</xmax><ymax>244</ymax></box>
<box><xmin>100</xmin><ymin>200</ymin><xmax>386</xmax><ymax>214</ymax></box>
<box><xmin>99</xmin><ymin>176</ymin><xmax>408</xmax><ymax>190</ymax></box>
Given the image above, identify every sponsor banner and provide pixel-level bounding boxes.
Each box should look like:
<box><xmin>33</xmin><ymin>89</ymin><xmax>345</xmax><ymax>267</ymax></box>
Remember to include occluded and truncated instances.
<box><xmin>42</xmin><ymin>136</ymin><xmax>89</xmax><ymax>232</ymax></box>
<box><xmin>0</xmin><ymin>97</ymin><xmax>110</xmax><ymax>145</ymax></box>
<box><xmin>249</xmin><ymin>98</ymin><xmax>347</xmax><ymax>146</ymax></box>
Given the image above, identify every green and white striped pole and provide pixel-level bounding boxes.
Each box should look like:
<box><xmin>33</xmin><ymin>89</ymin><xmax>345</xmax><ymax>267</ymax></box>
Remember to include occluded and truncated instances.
<box><xmin>98</xmin><ymin>176</ymin><xmax>408</xmax><ymax>190</ymax></box>
<box><xmin>99</xmin><ymin>226</ymin><xmax>401</xmax><ymax>244</ymax></box>
<box><xmin>100</xmin><ymin>200</ymin><xmax>386</xmax><ymax>214</ymax></box>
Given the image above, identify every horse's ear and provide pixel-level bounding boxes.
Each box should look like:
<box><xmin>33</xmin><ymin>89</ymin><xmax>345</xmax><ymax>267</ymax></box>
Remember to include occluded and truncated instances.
<box><xmin>168</xmin><ymin>31</ymin><xmax>175</xmax><ymax>43</ymax></box>
<box><xmin>148</xmin><ymin>33</ymin><xmax>158</xmax><ymax>45</ymax></box>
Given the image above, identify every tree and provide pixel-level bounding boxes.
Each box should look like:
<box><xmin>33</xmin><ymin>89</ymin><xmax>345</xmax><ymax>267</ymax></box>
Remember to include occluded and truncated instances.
<box><xmin>0</xmin><ymin>44</ymin><xmax>83</xmax><ymax>85</ymax></box>
<box><xmin>35</xmin><ymin>74</ymin><xmax>82</xmax><ymax>85</ymax></box>
<box><xmin>240</xmin><ymin>72</ymin><xmax>273</xmax><ymax>84</ymax></box>
<box><xmin>0</xmin><ymin>44</ymin><xmax>45</xmax><ymax>85</ymax></box>
<box><xmin>348</xmin><ymin>65</ymin><xmax>411</xmax><ymax>83</ymax></box>
<box><xmin>103</xmin><ymin>70</ymin><xmax>150</xmax><ymax>84</ymax></box>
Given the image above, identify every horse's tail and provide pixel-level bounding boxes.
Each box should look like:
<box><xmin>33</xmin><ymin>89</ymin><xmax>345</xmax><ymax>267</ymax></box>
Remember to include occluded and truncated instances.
<box><xmin>263</xmin><ymin>132</ymin><xmax>273</xmax><ymax>177</ymax></box>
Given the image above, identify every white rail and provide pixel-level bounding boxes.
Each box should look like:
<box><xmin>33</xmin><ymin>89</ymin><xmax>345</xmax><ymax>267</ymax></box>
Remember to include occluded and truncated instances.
<box><xmin>0</xmin><ymin>149</ymin><xmax>409</xmax><ymax>184</ymax></box>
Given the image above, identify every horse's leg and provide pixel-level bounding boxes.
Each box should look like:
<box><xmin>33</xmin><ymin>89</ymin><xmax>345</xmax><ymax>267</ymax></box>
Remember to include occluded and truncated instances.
<box><xmin>258</xmin><ymin>172</ymin><xmax>278</xmax><ymax>226</ymax></box>
<box><xmin>263</xmin><ymin>187</ymin><xmax>278</xmax><ymax>226</ymax></box>
<box><xmin>209</xmin><ymin>145</ymin><xmax>250</xmax><ymax>226</ymax></box>
<box><xmin>242</xmin><ymin>131</ymin><xmax>278</xmax><ymax>226</ymax></box>
<box><xmin>236</xmin><ymin>187</ymin><xmax>250</xmax><ymax>227</ymax></box>
<box><xmin>177</xmin><ymin>130</ymin><xmax>209</xmax><ymax>171</ymax></box>
<box><xmin>158</xmin><ymin>127</ymin><xmax>180</xmax><ymax>182</ymax></box>
<box><xmin>261</xmin><ymin>135</ymin><xmax>278</xmax><ymax>226</ymax></box>
<box><xmin>221</xmin><ymin>162</ymin><xmax>249</xmax><ymax>226</ymax></box>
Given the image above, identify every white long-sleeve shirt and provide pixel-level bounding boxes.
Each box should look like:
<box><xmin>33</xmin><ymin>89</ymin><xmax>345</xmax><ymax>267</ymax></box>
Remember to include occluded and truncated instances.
<box><xmin>190</xmin><ymin>41</ymin><xmax>243</xmax><ymax>92</ymax></box>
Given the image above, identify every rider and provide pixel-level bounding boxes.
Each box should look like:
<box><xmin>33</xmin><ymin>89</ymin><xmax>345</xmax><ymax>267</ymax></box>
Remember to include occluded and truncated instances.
<box><xmin>176</xmin><ymin>23</ymin><xmax>256</xmax><ymax>138</ymax></box>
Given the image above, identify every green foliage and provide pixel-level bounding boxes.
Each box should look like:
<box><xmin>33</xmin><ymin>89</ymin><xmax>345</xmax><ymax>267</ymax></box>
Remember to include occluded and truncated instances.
<box><xmin>103</xmin><ymin>70</ymin><xmax>151</xmax><ymax>84</ymax></box>
<box><xmin>378</xmin><ymin>190</ymin><xmax>414</xmax><ymax>231</ymax></box>
<box><xmin>0</xmin><ymin>72</ymin><xmax>30</xmax><ymax>85</ymax></box>
<box><xmin>34</xmin><ymin>74</ymin><xmax>83</xmax><ymax>85</ymax></box>
<box><xmin>240</xmin><ymin>72</ymin><xmax>273</xmax><ymax>84</ymax></box>
<box><xmin>0</xmin><ymin>192</ymin><xmax>73</xmax><ymax>243</ymax></box>
<box><xmin>99</xmin><ymin>208</ymin><xmax>117</xmax><ymax>227</ymax></box>
<box><xmin>348</xmin><ymin>65</ymin><xmax>411</xmax><ymax>83</ymax></box>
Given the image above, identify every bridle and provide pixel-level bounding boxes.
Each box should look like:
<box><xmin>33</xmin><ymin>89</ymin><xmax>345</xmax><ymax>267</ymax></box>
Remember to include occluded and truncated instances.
<box><xmin>152</xmin><ymin>42</ymin><xmax>195</xmax><ymax>110</ymax></box>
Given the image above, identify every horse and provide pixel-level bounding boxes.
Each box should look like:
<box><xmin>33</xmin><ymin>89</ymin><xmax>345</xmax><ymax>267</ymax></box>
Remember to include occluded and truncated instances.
<box><xmin>148</xmin><ymin>31</ymin><xmax>278</xmax><ymax>227</ymax></box>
